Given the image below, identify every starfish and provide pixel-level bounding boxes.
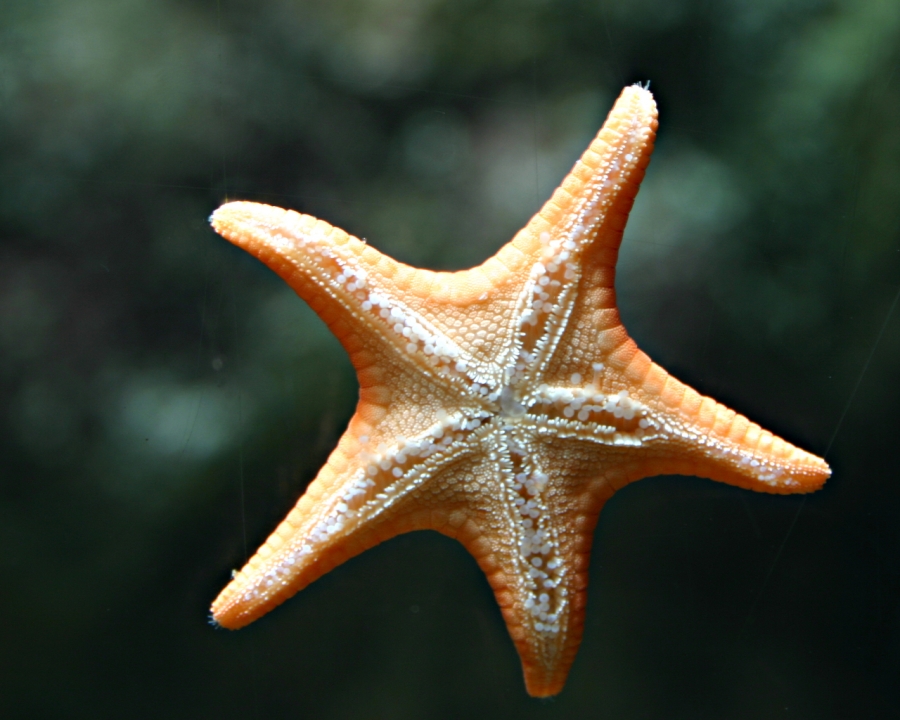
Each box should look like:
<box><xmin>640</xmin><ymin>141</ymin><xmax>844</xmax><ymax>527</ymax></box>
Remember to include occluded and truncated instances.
<box><xmin>208</xmin><ymin>85</ymin><xmax>830</xmax><ymax>697</ymax></box>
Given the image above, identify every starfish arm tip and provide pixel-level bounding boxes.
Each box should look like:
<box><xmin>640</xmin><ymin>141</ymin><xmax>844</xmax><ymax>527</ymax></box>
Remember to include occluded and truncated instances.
<box><xmin>209</xmin><ymin>584</ymin><xmax>258</xmax><ymax>630</ymax></box>
<box><xmin>789</xmin><ymin>452</ymin><xmax>831</xmax><ymax>493</ymax></box>
<box><xmin>209</xmin><ymin>200</ymin><xmax>277</xmax><ymax>242</ymax></box>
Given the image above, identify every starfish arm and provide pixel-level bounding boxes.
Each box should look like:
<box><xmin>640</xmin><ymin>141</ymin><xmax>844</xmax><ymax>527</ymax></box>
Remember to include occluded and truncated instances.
<box><xmin>531</xmin><ymin>370</ymin><xmax>830</xmax><ymax>493</ymax></box>
<box><xmin>453</xmin><ymin>493</ymin><xmax>607</xmax><ymax>699</ymax></box>
<box><xmin>210</xmin><ymin>202</ymin><xmax>507</xmax><ymax>393</ymax></box>
<box><xmin>498</xmin><ymin>84</ymin><xmax>658</xmax><ymax>291</ymax></box>
<box><xmin>463</xmin><ymin>427</ymin><xmax>617</xmax><ymax>697</ymax></box>
<box><xmin>499</xmin><ymin>85</ymin><xmax>658</xmax><ymax>383</ymax></box>
<box><xmin>211</xmin><ymin>413</ymin><xmax>490</xmax><ymax>629</ymax></box>
<box><xmin>637</xmin><ymin>369</ymin><xmax>831</xmax><ymax>492</ymax></box>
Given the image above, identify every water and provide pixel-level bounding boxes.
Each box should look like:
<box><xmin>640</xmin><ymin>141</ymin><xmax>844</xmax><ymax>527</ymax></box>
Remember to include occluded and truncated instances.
<box><xmin>1</xmin><ymin>1</ymin><xmax>898</xmax><ymax>717</ymax></box>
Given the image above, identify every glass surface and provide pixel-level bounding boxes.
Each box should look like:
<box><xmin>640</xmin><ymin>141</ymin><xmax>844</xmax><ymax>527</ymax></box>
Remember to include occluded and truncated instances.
<box><xmin>2</xmin><ymin>0</ymin><xmax>898</xmax><ymax>717</ymax></box>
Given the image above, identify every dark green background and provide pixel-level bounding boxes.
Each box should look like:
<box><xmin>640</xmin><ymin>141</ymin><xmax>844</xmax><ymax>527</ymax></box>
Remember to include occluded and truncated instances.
<box><xmin>2</xmin><ymin>0</ymin><xmax>899</xmax><ymax>717</ymax></box>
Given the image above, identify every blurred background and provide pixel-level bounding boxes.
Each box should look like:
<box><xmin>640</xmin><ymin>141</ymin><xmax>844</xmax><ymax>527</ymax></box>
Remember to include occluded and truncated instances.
<box><xmin>2</xmin><ymin>0</ymin><xmax>899</xmax><ymax>717</ymax></box>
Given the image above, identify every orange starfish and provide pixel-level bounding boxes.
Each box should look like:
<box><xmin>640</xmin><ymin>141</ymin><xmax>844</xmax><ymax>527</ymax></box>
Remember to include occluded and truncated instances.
<box><xmin>209</xmin><ymin>85</ymin><xmax>829</xmax><ymax>697</ymax></box>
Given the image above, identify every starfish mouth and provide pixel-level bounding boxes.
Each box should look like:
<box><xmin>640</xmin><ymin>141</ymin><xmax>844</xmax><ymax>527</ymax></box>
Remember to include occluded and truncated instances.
<box><xmin>499</xmin><ymin>386</ymin><xmax>528</xmax><ymax>419</ymax></box>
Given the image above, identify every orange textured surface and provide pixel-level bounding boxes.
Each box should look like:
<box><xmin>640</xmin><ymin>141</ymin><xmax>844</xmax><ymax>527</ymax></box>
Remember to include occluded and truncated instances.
<box><xmin>209</xmin><ymin>85</ymin><xmax>829</xmax><ymax>697</ymax></box>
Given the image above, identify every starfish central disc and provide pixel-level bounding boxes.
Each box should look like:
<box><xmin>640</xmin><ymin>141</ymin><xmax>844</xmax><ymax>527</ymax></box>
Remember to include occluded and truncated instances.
<box><xmin>207</xmin><ymin>85</ymin><xmax>830</xmax><ymax>697</ymax></box>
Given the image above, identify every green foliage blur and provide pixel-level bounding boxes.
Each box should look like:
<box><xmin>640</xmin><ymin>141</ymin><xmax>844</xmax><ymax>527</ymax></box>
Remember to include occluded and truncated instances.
<box><xmin>1</xmin><ymin>0</ymin><xmax>899</xmax><ymax>717</ymax></box>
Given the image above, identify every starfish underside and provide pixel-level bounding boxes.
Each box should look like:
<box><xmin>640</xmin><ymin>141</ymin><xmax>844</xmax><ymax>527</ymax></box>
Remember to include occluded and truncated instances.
<box><xmin>209</xmin><ymin>85</ymin><xmax>830</xmax><ymax>697</ymax></box>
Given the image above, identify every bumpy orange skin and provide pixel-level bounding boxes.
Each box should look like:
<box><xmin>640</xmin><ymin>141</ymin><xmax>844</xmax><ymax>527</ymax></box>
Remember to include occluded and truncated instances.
<box><xmin>209</xmin><ymin>86</ymin><xmax>829</xmax><ymax>697</ymax></box>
